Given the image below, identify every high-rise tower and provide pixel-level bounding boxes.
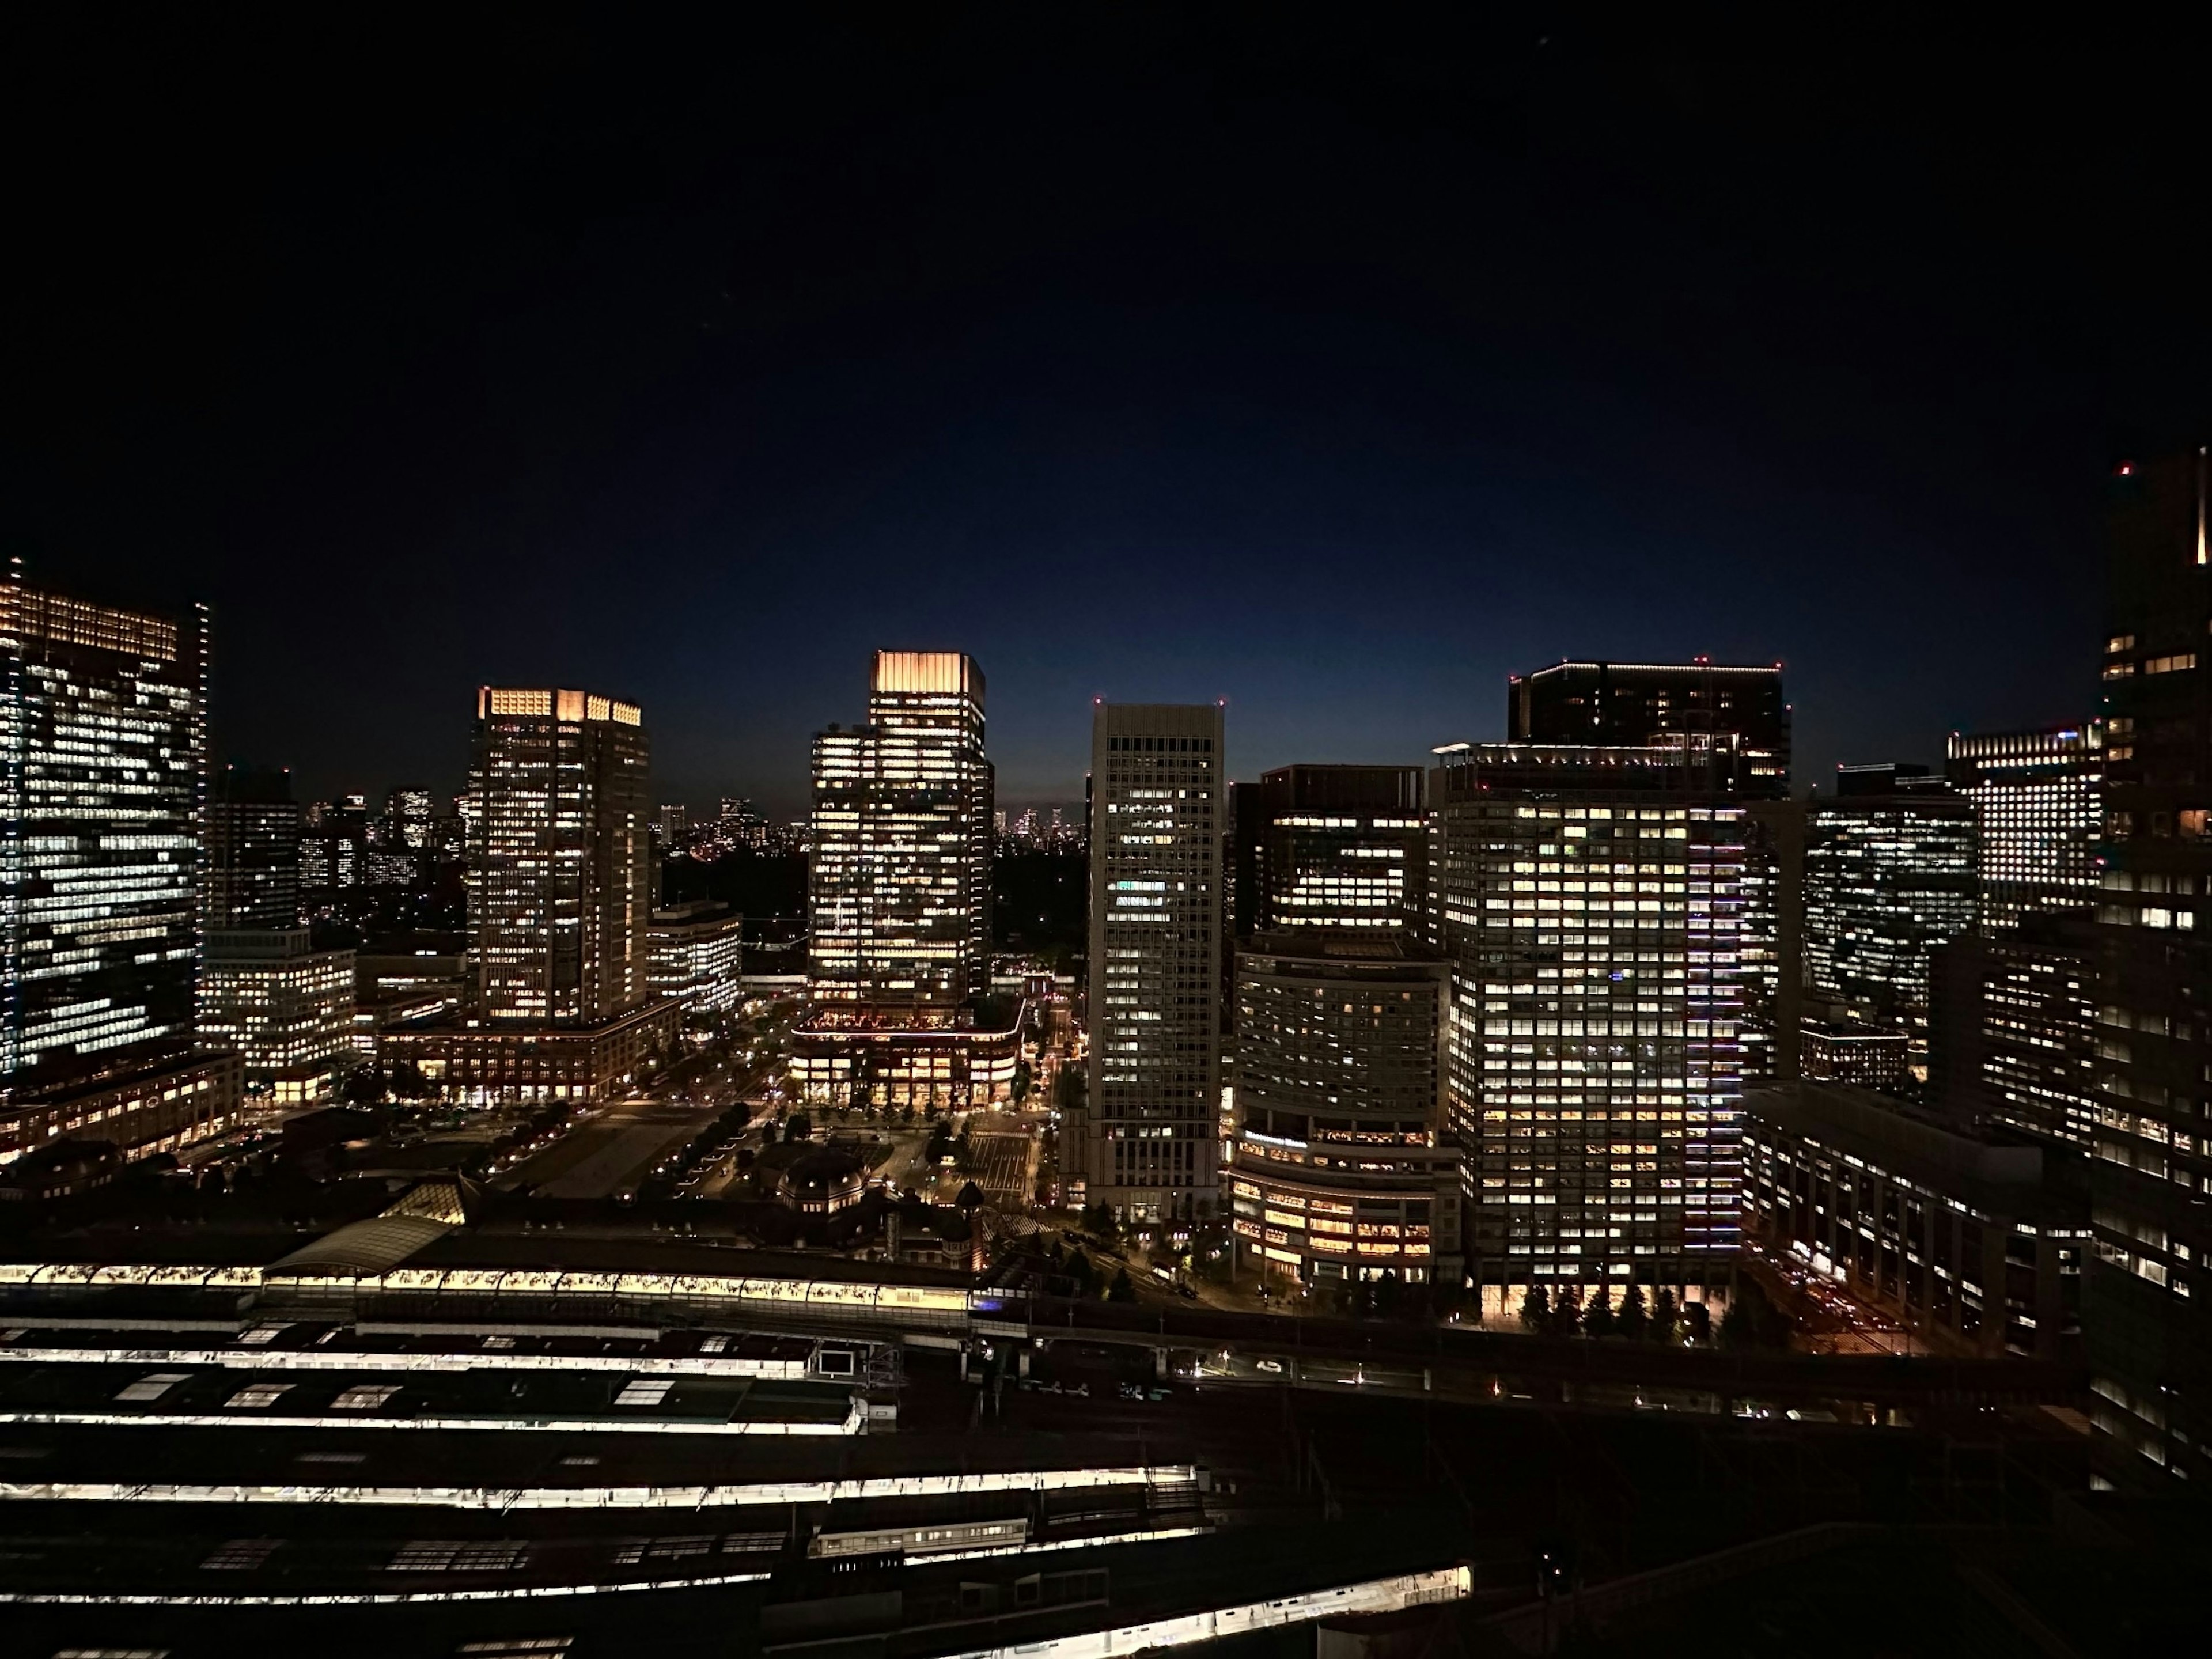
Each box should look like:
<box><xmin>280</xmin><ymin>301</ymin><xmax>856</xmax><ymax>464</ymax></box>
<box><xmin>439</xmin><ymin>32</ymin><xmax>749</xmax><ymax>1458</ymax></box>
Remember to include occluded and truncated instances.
<box><xmin>2084</xmin><ymin>449</ymin><xmax>2212</xmax><ymax>1483</ymax></box>
<box><xmin>467</xmin><ymin>688</ymin><xmax>652</xmax><ymax>1025</ymax></box>
<box><xmin>1429</xmin><ymin>740</ymin><xmax>1747</xmax><ymax>1303</ymax></box>
<box><xmin>1</xmin><ymin>577</ymin><xmax>206</xmax><ymax>1094</ymax></box>
<box><xmin>206</xmin><ymin>764</ymin><xmax>302</xmax><ymax>930</ymax></box>
<box><xmin>1077</xmin><ymin>702</ymin><xmax>1225</xmax><ymax>1225</ymax></box>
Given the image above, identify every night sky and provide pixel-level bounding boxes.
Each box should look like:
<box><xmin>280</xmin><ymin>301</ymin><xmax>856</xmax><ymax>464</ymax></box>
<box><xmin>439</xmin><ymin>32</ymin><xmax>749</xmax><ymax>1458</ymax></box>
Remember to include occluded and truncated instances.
<box><xmin>10</xmin><ymin>15</ymin><xmax>2209</xmax><ymax>815</ymax></box>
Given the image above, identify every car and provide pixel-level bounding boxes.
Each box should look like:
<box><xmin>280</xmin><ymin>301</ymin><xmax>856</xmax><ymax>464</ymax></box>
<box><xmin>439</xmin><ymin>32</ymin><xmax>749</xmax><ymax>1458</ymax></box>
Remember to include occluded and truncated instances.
<box><xmin>1255</xmin><ymin>1358</ymin><xmax>1285</xmax><ymax>1374</ymax></box>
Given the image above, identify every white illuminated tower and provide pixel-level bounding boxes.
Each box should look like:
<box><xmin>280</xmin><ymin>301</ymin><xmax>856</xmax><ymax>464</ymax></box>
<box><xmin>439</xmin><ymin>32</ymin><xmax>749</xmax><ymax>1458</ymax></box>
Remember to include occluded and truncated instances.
<box><xmin>1078</xmin><ymin>702</ymin><xmax>1225</xmax><ymax>1225</ymax></box>
<box><xmin>467</xmin><ymin>688</ymin><xmax>652</xmax><ymax>1025</ymax></box>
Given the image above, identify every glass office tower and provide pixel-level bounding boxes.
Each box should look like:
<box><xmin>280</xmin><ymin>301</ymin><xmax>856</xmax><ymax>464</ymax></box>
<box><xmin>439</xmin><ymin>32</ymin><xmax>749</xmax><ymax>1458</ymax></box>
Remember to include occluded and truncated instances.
<box><xmin>1947</xmin><ymin>726</ymin><xmax>2104</xmax><ymax>933</ymax></box>
<box><xmin>1</xmin><ymin>577</ymin><xmax>206</xmax><ymax>1096</ymax></box>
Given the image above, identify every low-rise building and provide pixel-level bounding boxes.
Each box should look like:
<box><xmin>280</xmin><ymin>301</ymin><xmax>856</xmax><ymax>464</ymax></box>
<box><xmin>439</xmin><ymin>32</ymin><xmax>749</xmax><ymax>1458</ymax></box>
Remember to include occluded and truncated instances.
<box><xmin>1744</xmin><ymin>1080</ymin><xmax>2086</xmax><ymax>1361</ymax></box>
<box><xmin>378</xmin><ymin>1000</ymin><xmax>681</xmax><ymax>1104</ymax></box>
<box><xmin>197</xmin><ymin>927</ymin><xmax>355</xmax><ymax>1103</ymax></box>
<box><xmin>790</xmin><ymin>1000</ymin><xmax>1023</xmax><ymax>1109</ymax></box>
<box><xmin>0</xmin><ymin>1051</ymin><xmax>242</xmax><ymax>1169</ymax></box>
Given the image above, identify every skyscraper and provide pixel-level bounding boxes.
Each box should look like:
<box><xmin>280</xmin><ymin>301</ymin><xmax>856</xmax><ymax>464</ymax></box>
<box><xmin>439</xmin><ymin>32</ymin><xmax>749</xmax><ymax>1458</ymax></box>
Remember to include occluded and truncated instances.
<box><xmin>1231</xmin><ymin>764</ymin><xmax>1427</xmax><ymax>935</ymax></box>
<box><xmin>206</xmin><ymin>764</ymin><xmax>301</xmax><ymax>930</ymax></box>
<box><xmin>1508</xmin><ymin>660</ymin><xmax>1791</xmax><ymax>797</ymax></box>
<box><xmin>1802</xmin><ymin>764</ymin><xmax>1979</xmax><ymax>1088</ymax></box>
<box><xmin>1</xmin><ymin>576</ymin><xmax>206</xmax><ymax>1094</ymax></box>
<box><xmin>2084</xmin><ymin>449</ymin><xmax>2212</xmax><ymax>1483</ymax></box>
<box><xmin>1077</xmin><ymin>703</ymin><xmax>1225</xmax><ymax>1225</ymax></box>
<box><xmin>793</xmin><ymin>653</ymin><xmax>1012</xmax><ymax>1108</ymax></box>
<box><xmin>806</xmin><ymin>653</ymin><xmax>992</xmax><ymax>1007</ymax></box>
<box><xmin>1947</xmin><ymin>726</ymin><xmax>2104</xmax><ymax>932</ymax></box>
<box><xmin>467</xmin><ymin>688</ymin><xmax>652</xmax><ymax>1024</ymax></box>
<box><xmin>1429</xmin><ymin>740</ymin><xmax>1747</xmax><ymax>1303</ymax></box>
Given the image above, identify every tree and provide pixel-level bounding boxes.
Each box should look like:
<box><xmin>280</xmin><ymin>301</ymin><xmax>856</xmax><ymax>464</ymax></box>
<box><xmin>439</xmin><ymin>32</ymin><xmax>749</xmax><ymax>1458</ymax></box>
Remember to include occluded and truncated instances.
<box><xmin>1616</xmin><ymin>1281</ymin><xmax>1649</xmax><ymax>1343</ymax></box>
<box><xmin>1082</xmin><ymin>1201</ymin><xmax>1119</xmax><ymax>1247</ymax></box>
<box><xmin>1649</xmin><ymin>1286</ymin><xmax>1680</xmax><ymax>1346</ymax></box>
<box><xmin>1581</xmin><ymin>1287</ymin><xmax>1615</xmax><ymax>1339</ymax></box>
<box><xmin>1065</xmin><ymin>1248</ymin><xmax>1095</xmax><ymax>1294</ymax></box>
<box><xmin>1682</xmin><ymin>1299</ymin><xmax>1711</xmax><ymax>1344</ymax></box>
<box><xmin>1551</xmin><ymin>1285</ymin><xmax>1584</xmax><ymax>1338</ymax></box>
<box><xmin>785</xmin><ymin>1113</ymin><xmax>812</xmax><ymax>1143</ymax></box>
<box><xmin>1107</xmin><ymin>1267</ymin><xmax>1137</xmax><ymax>1303</ymax></box>
<box><xmin>953</xmin><ymin>1124</ymin><xmax>974</xmax><ymax>1172</ymax></box>
<box><xmin>1010</xmin><ymin>1060</ymin><xmax>1033</xmax><ymax>1107</ymax></box>
<box><xmin>1519</xmin><ymin>1283</ymin><xmax>1552</xmax><ymax>1333</ymax></box>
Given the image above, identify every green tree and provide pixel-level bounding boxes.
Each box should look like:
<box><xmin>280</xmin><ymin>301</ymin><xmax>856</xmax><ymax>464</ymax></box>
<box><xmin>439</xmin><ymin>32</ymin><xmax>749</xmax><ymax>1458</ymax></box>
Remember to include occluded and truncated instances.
<box><xmin>1107</xmin><ymin>1266</ymin><xmax>1137</xmax><ymax>1303</ymax></box>
<box><xmin>1649</xmin><ymin>1286</ymin><xmax>1680</xmax><ymax>1345</ymax></box>
<box><xmin>1065</xmin><ymin>1248</ymin><xmax>1095</xmax><ymax>1295</ymax></box>
<box><xmin>1010</xmin><ymin>1060</ymin><xmax>1033</xmax><ymax>1107</ymax></box>
<box><xmin>1581</xmin><ymin>1287</ymin><xmax>1615</xmax><ymax>1339</ymax></box>
<box><xmin>1519</xmin><ymin>1283</ymin><xmax>1552</xmax><ymax>1332</ymax></box>
<box><xmin>1551</xmin><ymin>1285</ymin><xmax>1583</xmax><ymax>1337</ymax></box>
<box><xmin>785</xmin><ymin>1113</ymin><xmax>812</xmax><ymax>1143</ymax></box>
<box><xmin>1616</xmin><ymin>1281</ymin><xmax>1649</xmax><ymax>1342</ymax></box>
<box><xmin>1719</xmin><ymin>1281</ymin><xmax>1770</xmax><ymax>1350</ymax></box>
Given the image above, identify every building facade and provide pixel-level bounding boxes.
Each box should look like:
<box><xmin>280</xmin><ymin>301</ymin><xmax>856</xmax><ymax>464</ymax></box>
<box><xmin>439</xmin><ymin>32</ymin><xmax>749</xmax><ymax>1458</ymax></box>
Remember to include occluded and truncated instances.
<box><xmin>1745</xmin><ymin>1081</ymin><xmax>2086</xmax><ymax>1361</ymax></box>
<box><xmin>1231</xmin><ymin>764</ymin><xmax>1427</xmax><ymax>936</ymax></box>
<box><xmin>467</xmin><ymin>688</ymin><xmax>652</xmax><ymax>1025</ymax></box>
<box><xmin>206</xmin><ymin>764</ymin><xmax>301</xmax><ymax>930</ymax></box>
<box><xmin>806</xmin><ymin>653</ymin><xmax>992</xmax><ymax>1008</ymax></box>
<box><xmin>197</xmin><ymin>927</ymin><xmax>354</xmax><ymax>1102</ymax></box>
<box><xmin>1947</xmin><ymin>725</ymin><xmax>2104</xmax><ymax>932</ymax></box>
<box><xmin>0</xmin><ymin>1050</ymin><xmax>240</xmax><ymax>1169</ymax></box>
<box><xmin>647</xmin><ymin>900</ymin><xmax>745</xmax><ymax>1015</ymax></box>
<box><xmin>1429</xmin><ymin>741</ymin><xmax>1747</xmax><ymax>1298</ymax></box>
<box><xmin>1507</xmin><ymin>660</ymin><xmax>1791</xmax><ymax>798</ymax></box>
<box><xmin>1</xmin><ymin>578</ymin><xmax>206</xmax><ymax>1098</ymax></box>
<box><xmin>1931</xmin><ymin>918</ymin><xmax>2098</xmax><ymax>1149</ymax></box>
<box><xmin>1077</xmin><ymin>703</ymin><xmax>1225</xmax><ymax>1225</ymax></box>
<box><xmin>381</xmin><ymin>998</ymin><xmax>680</xmax><ymax>1105</ymax></box>
<box><xmin>2084</xmin><ymin>449</ymin><xmax>2212</xmax><ymax>1483</ymax></box>
<box><xmin>1802</xmin><ymin>766</ymin><xmax>1978</xmax><ymax>1087</ymax></box>
<box><xmin>1228</xmin><ymin>934</ymin><xmax>1457</xmax><ymax>1288</ymax></box>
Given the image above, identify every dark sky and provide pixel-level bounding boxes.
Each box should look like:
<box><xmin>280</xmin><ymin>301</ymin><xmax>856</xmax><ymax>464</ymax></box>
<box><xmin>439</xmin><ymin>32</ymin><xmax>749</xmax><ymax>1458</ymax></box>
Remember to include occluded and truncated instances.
<box><xmin>9</xmin><ymin>15</ymin><xmax>2208</xmax><ymax>815</ymax></box>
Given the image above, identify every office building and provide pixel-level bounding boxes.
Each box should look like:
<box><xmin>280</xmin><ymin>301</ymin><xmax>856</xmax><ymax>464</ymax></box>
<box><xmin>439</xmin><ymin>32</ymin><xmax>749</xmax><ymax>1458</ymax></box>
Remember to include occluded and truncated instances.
<box><xmin>1074</xmin><ymin>702</ymin><xmax>1225</xmax><ymax>1225</ymax></box>
<box><xmin>2084</xmin><ymin>449</ymin><xmax>2212</xmax><ymax>1482</ymax></box>
<box><xmin>648</xmin><ymin>899</ymin><xmax>745</xmax><ymax>1014</ymax></box>
<box><xmin>1507</xmin><ymin>660</ymin><xmax>1790</xmax><ymax>798</ymax></box>
<box><xmin>1745</xmin><ymin>1081</ymin><xmax>2086</xmax><ymax>1361</ymax></box>
<box><xmin>1801</xmin><ymin>764</ymin><xmax>1978</xmax><ymax>1086</ymax></box>
<box><xmin>206</xmin><ymin>765</ymin><xmax>301</xmax><ymax>929</ymax></box>
<box><xmin>1931</xmin><ymin>918</ymin><xmax>2098</xmax><ymax>1149</ymax></box>
<box><xmin>0</xmin><ymin>1049</ymin><xmax>240</xmax><ymax>1168</ymax></box>
<box><xmin>806</xmin><ymin>653</ymin><xmax>993</xmax><ymax>1007</ymax></box>
<box><xmin>1947</xmin><ymin>726</ymin><xmax>2104</xmax><ymax>931</ymax></box>
<box><xmin>794</xmin><ymin>653</ymin><xmax>1009</xmax><ymax>1108</ymax></box>
<box><xmin>466</xmin><ymin>687</ymin><xmax>653</xmax><ymax>1024</ymax></box>
<box><xmin>381</xmin><ymin>998</ymin><xmax>680</xmax><ymax>1104</ymax></box>
<box><xmin>1</xmin><ymin>577</ymin><xmax>206</xmax><ymax>1098</ymax></box>
<box><xmin>1797</xmin><ymin>1017</ymin><xmax>1911</xmax><ymax>1092</ymax></box>
<box><xmin>653</xmin><ymin>802</ymin><xmax>690</xmax><ymax>854</ymax></box>
<box><xmin>197</xmin><ymin>927</ymin><xmax>354</xmax><ymax>1102</ymax></box>
<box><xmin>1230</xmin><ymin>764</ymin><xmax>1426</xmax><ymax>935</ymax></box>
<box><xmin>1429</xmin><ymin>740</ymin><xmax>1747</xmax><ymax>1300</ymax></box>
<box><xmin>1228</xmin><ymin>933</ymin><xmax>1458</xmax><ymax>1289</ymax></box>
<box><xmin>1738</xmin><ymin>799</ymin><xmax>1805</xmax><ymax>1082</ymax></box>
<box><xmin>386</xmin><ymin>787</ymin><xmax>436</xmax><ymax>853</ymax></box>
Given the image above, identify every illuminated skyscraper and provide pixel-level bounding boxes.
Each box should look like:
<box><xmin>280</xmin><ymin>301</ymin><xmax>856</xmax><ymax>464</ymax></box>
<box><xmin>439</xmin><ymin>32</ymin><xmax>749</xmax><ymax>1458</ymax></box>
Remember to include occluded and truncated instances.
<box><xmin>1</xmin><ymin>576</ymin><xmax>206</xmax><ymax>1096</ymax></box>
<box><xmin>467</xmin><ymin>688</ymin><xmax>652</xmax><ymax>1025</ymax></box>
<box><xmin>1802</xmin><ymin>765</ymin><xmax>1978</xmax><ymax>1086</ymax></box>
<box><xmin>794</xmin><ymin>654</ymin><xmax>1012</xmax><ymax>1107</ymax></box>
<box><xmin>1429</xmin><ymin>740</ymin><xmax>1747</xmax><ymax>1301</ymax></box>
<box><xmin>206</xmin><ymin>764</ymin><xmax>301</xmax><ymax>930</ymax></box>
<box><xmin>806</xmin><ymin>652</ymin><xmax>992</xmax><ymax>1006</ymax></box>
<box><xmin>1947</xmin><ymin>726</ymin><xmax>2104</xmax><ymax>932</ymax></box>
<box><xmin>1076</xmin><ymin>703</ymin><xmax>1225</xmax><ymax>1225</ymax></box>
<box><xmin>2084</xmin><ymin>448</ymin><xmax>2212</xmax><ymax>1482</ymax></box>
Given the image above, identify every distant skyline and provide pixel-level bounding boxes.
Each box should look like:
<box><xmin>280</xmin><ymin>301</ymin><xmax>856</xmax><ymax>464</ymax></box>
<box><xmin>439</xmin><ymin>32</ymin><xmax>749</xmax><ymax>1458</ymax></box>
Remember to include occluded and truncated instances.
<box><xmin>13</xmin><ymin>18</ymin><xmax>2205</xmax><ymax>818</ymax></box>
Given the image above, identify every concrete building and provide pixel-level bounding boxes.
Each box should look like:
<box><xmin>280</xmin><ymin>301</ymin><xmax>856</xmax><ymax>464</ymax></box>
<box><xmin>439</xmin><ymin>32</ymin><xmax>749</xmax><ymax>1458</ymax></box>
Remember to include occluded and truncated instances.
<box><xmin>1429</xmin><ymin>740</ymin><xmax>1747</xmax><ymax>1300</ymax></box>
<box><xmin>1228</xmin><ymin>933</ymin><xmax>1458</xmax><ymax>1289</ymax></box>
<box><xmin>1745</xmin><ymin>1081</ymin><xmax>2086</xmax><ymax>1362</ymax></box>
<box><xmin>1230</xmin><ymin>765</ymin><xmax>1427</xmax><ymax>937</ymax></box>
<box><xmin>197</xmin><ymin>928</ymin><xmax>354</xmax><ymax>1104</ymax></box>
<box><xmin>1507</xmin><ymin>659</ymin><xmax>1791</xmax><ymax>798</ymax></box>
<box><xmin>1074</xmin><ymin>702</ymin><xmax>1225</xmax><ymax>1225</ymax></box>
<box><xmin>0</xmin><ymin>1050</ymin><xmax>240</xmax><ymax>1168</ymax></box>
<box><xmin>206</xmin><ymin>764</ymin><xmax>301</xmax><ymax>930</ymax></box>
<box><xmin>380</xmin><ymin>998</ymin><xmax>680</xmax><ymax>1105</ymax></box>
